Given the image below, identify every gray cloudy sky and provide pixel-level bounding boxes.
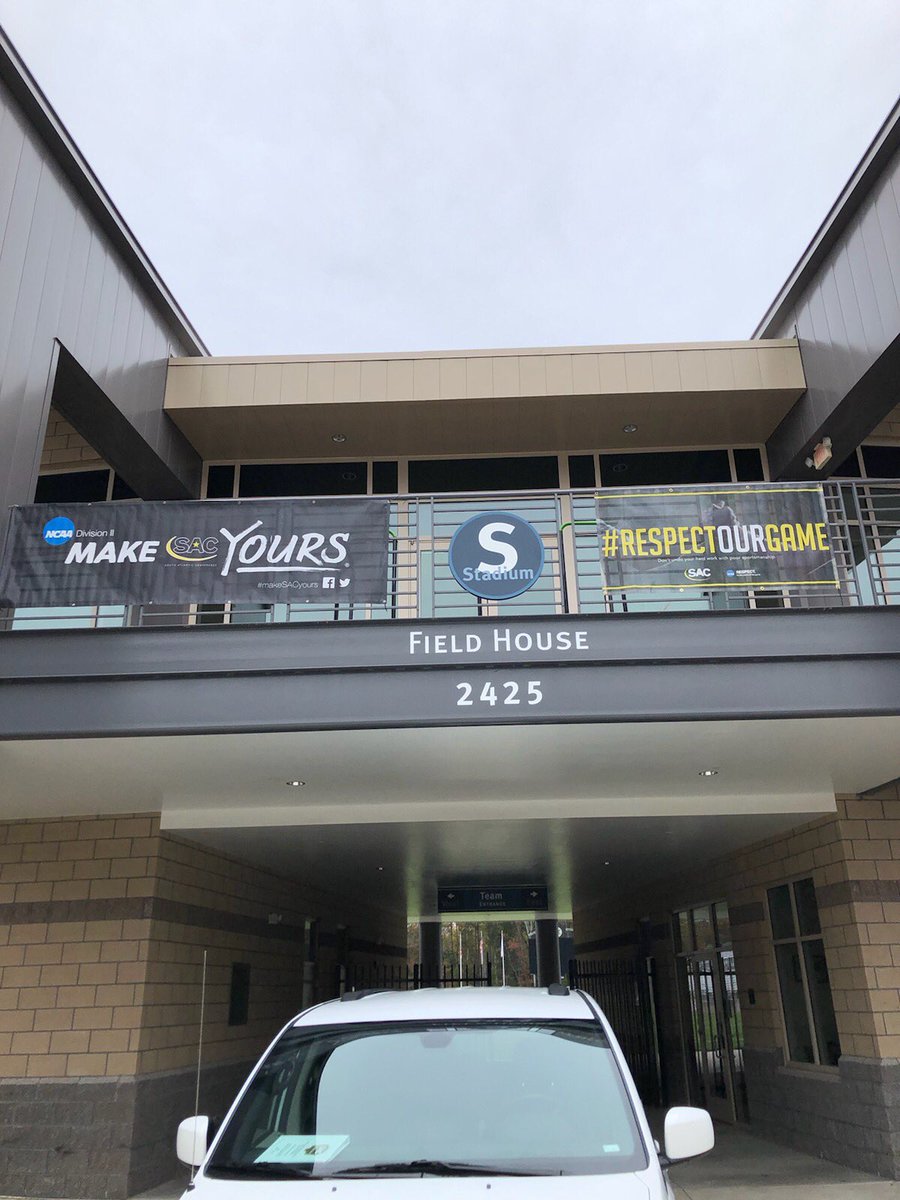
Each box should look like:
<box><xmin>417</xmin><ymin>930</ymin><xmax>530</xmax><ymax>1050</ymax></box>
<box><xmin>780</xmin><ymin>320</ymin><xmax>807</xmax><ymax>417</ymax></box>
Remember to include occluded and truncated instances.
<box><xmin>1</xmin><ymin>1</ymin><xmax>899</xmax><ymax>355</ymax></box>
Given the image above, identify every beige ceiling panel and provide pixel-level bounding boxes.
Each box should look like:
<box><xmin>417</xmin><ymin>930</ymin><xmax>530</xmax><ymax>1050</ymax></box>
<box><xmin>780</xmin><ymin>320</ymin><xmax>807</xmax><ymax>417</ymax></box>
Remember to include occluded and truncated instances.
<box><xmin>676</xmin><ymin>350</ymin><xmax>709</xmax><ymax>392</ymax></box>
<box><xmin>280</xmin><ymin>362</ymin><xmax>309</xmax><ymax>405</ymax></box>
<box><xmin>731</xmin><ymin>347</ymin><xmax>764</xmax><ymax>390</ymax></box>
<box><xmin>333</xmin><ymin>360</ymin><xmax>362</xmax><ymax>403</ymax></box>
<box><xmin>225</xmin><ymin>364</ymin><xmax>255</xmax><ymax>407</ymax></box>
<box><xmin>439</xmin><ymin>357</ymin><xmax>467</xmax><ymax>399</ymax></box>
<box><xmin>596</xmin><ymin>352</ymin><xmax>627</xmax><ymax>393</ymax></box>
<box><xmin>413</xmin><ymin>357</ymin><xmax>440</xmax><ymax>400</ymax></box>
<box><xmin>545</xmin><ymin>354</ymin><xmax>574</xmax><ymax>396</ymax></box>
<box><xmin>491</xmin><ymin>355</ymin><xmax>520</xmax><ymax>398</ymax></box>
<box><xmin>571</xmin><ymin>353</ymin><xmax>600</xmax><ymax>395</ymax></box>
<box><xmin>360</xmin><ymin>359</ymin><xmax>388</xmax><ymax>402</ymax></box>
<box><xmin>164</xmin><ymin>363</ymin><xmax>203</xmax><ymax>409</ymax></box>
<box><xmin>252</xmin><ymin>363</ymin><xmax>282</xmax><ymax>408</ymax></box>
<box><xmin>386</xmin><ymin>359</ymin><xmax>415</xmax><ymax>401</ymax></box>
<box><xmin>307</xmin><ymin>361</ymin><xmax>335</xmax><ymax>404</ymax></box>
<box><xmin>518</xmin><ymin>355</ymin><xmax>547</xmax><ymax>397</ymax></box>
<box><xmin>198</xmin><ymin>363</ymin><xmax>229</xmax><ymax>408</ymax></box>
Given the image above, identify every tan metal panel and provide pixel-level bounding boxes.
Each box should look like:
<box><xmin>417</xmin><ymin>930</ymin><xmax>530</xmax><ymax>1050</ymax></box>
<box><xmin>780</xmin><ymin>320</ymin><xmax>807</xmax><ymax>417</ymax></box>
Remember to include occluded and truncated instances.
<box><xmin>465</xmin><ymin>355</ymin><xmax>493</xmax><ymax>398</ymax></box>
<box><xmin>164</xmin><ymin>364</ymin><xmax>203</xmax><ymax>409</ymax></box>
<box><xmin>439</xmin><ymin>357</ymin><xmax>466</xmax><ymax>399</ymax></box>
<box><xmin>308</xmin><ymin>361</ymin><xmax>335</xmax><ymax>404</ymax></box>
<box><xmin>676</xmin><ymin>349</ymin><xmax>709</xmax><ymax>392</ymax></box>
<box><xmin>333</xmin><ymin>360</ymin><xmax>362</xmax><ymax>403</ymax></box>
<box><xmin>198</xmin><ymin>363</ymin><xmax>229</xmax><ymax>408</ymax></box>
<box><xmin>386</xmin><ymin>359</ymin><xmax>415</xmax><ymax>401</ymax></box>
<box><xmin>546</xmin><ymin>354</ymin><xmax>574</xmax><ymax>396</ymax></box>
<box><xmin>571</xmin><ymin>353</ymin><xmax>600</xmax><ymax>395</ymax></box>
<box><xmin>360</xmin><ymin>359</ymin><xmax>387</xmax><ymax>402</ymax></box>
<box><xmin>252</xmin><ymin>363</ymin><xmax>281</xmax><ymax>409</ymax></box>
<box><xmin>597</xmin><ymin>352</ymin><xmax>627</xmax><ymax>393</ymax></box>
<box><xmin>491</xmin><ymin>355</ymin><xmax>519</xmax><ymax>397</ymax></box>
<box><xmin>649</xmin><ymin>351</ymin><xmax>680</xmax><ymax>393</ymax></box>
<box><xmin>732</xmin><ymin>348</ymin><xmax>764</xmax><ymax>390</ymax></box>
<box><xmin>624</xmin><ymin>352</ymin><xmax>653</xmax><ymax>393</ymax></box>
<box><xmin>518</xmin><ymin>355</ymin><xmax>547</xmax><ymax>396</ymax></box>
<box><xmin>705</xmin><ymin>349</ymin><xmax>736</xmax><ymax>391</ymax></box>
<box><xmin>279</xmin><ymin>362</ymin><xmax>309</xmax><ymax>405</ymax></box>
<box><xmin>226</xmin><ymin>364</ymin><xmax>255</xmax><ymax>407</ymax></box>
<box><xmin>413</xmin><ymin>357</ymin><xmax>440</xmax><ymax>400</ymax></box>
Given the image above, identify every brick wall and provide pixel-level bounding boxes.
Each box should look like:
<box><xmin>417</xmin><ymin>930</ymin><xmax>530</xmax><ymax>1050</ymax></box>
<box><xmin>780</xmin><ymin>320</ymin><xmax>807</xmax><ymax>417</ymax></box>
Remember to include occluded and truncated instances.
<box><xmin>0</xmin><ymin>813</ymin><xmax>407</xmax><ymax>1197</ymax></box>
<box><xmin>39</xmin><ymin>407</ymin><xmax>108</xmax><ymax>472</ymax></box>
<box><xmin>573</xmin><ymin>786</ymin><xmax>900</xmax><ymax>1177</ymax></box>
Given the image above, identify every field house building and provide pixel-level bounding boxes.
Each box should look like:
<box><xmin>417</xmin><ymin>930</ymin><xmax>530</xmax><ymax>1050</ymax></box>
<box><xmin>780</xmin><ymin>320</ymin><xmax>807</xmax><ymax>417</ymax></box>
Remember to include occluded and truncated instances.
<box><xmin>1</xmin><ymin>27</ymin><xmax>899</xmax><ymax>1200</ymax></box>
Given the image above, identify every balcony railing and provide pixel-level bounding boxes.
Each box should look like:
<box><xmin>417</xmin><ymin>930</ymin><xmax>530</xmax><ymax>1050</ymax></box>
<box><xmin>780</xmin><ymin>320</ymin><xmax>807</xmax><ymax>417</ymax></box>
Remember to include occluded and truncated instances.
<box><xmin>3</xmin><ymin>480</ymin><xmax>898</xmax><ymax>631</ymax></box>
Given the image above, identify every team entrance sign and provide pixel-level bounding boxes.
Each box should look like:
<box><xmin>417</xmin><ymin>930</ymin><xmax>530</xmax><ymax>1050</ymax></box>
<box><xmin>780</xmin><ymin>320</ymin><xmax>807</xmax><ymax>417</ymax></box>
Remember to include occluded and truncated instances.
<box><xmin>448</xmin><ymin>511</ymin><xmax>544</xmax><ymax>600</ymax></box>
<box><xmin>0</xmin><ymin>499</ymin><xmax>390</xmax><ymax>606</ymax></box>
<box><xmin>596</xmin><ymin>484</ymin><xmax>839</xmax><ymax>590</ymax></box>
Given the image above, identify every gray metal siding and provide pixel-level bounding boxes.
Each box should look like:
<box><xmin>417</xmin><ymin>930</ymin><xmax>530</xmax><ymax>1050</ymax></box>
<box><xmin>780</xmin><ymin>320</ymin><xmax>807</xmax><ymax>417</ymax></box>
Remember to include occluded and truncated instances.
<box><xmin>765</xmin><ymin>139</ymin><xmax>900</xmax><ymax>477</ymax></box>
<box><xmin>0</xmin><ymin>75</ymin><xmax>201</xmax><ymax>514</ymax></box>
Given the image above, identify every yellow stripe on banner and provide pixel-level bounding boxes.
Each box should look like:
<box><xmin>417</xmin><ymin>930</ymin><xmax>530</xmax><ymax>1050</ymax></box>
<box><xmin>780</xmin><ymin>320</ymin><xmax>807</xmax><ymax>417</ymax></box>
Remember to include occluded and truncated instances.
<box><xmin>600</xmin><ymin>580</ymin><xmax>842</xmax><ymax>590</ymax></box>
<box><xmin>596</xmin><ymin>487</ymin><xmax>822</xmax><ymax>500</ymax></box>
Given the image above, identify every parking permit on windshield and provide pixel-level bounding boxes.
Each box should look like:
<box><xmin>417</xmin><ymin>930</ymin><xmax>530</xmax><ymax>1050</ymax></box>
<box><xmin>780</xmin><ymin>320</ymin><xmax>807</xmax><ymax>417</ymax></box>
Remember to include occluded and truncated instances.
<box><xmin>256</xmin><ymin>1134</ymin><xmax>350</xmax><ymax>1163</ymax></box>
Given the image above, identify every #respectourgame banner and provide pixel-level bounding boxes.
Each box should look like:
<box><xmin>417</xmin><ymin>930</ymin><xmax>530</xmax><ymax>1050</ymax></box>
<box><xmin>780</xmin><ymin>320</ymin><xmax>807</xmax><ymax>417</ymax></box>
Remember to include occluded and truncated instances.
<box><xmin>595</xmin><ymin>483</ymin><xmax>839</xmax><ymax>590</ymax></box>
<box><xmin>0</xmin><ymin>498</ymin><xmax>390</xmax><ymax>607</ymax></box>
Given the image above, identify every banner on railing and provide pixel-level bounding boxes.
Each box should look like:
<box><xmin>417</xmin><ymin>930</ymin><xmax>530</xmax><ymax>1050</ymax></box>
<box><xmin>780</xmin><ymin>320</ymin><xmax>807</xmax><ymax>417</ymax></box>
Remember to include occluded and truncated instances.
<box><xmin>0</xmin><ymin>499</ymin><xmax>390</xmax><ymax>607</ymax></box>
<box><xmin>595</xmin><ymin>484</ymin><xmax>839</xmax><ymax>590</ymax></box>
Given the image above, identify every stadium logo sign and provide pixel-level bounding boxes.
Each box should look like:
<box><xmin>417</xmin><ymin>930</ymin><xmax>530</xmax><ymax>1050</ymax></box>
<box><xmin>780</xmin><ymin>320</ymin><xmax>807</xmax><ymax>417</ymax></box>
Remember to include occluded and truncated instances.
<box><xmin>448</xmin><ymin>512</ymin><xmax>545</xmax><ymax>601</ymax></box>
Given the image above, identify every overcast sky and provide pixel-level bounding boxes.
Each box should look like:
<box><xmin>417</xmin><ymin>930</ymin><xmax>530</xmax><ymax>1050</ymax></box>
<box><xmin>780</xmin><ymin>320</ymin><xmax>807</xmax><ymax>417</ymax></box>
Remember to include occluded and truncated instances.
<box><xmin>1</xmin><ymin>1</ymin><xmax>899</xmax><ymax>356</ymax></box>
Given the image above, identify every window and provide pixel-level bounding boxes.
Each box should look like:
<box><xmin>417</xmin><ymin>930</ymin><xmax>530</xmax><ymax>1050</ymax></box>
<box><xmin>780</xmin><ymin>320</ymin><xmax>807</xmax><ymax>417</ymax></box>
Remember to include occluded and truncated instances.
<box><xmin>767</xmin><ymin>879</ymin><xmax>840</xmax><ymax>1066</ymax></box>
<box><xmin>408</xmin><ymin>456</ymin><xmax>559</xmax><ymax>493</ymax></box>
<box><xmin>598</xmin><ymin>449</ymin><xmax>731</xmax><ymax>486</ymax></box>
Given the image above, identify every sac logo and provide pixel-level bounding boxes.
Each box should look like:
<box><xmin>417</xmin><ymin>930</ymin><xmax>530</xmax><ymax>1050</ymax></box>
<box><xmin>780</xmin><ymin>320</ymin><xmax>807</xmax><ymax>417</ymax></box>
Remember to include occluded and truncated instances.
<box><xmin>684</xmin><ymin>566</ymin><xmax>712</xmax><ymax>580</ymax></box>
<box><xmin>42</xmin><ymin>517</ymin><xmax>75</xmax><ymax>546</ymax></box>
<box><xmin>165</xmin><ymin>535</ymin><xmax>219</xmax><ymax>562</ymax></box>
<box><xmin>448</xmin><ymin>512</ymin><xmax>544</xmax><ymax>601</ymax></box>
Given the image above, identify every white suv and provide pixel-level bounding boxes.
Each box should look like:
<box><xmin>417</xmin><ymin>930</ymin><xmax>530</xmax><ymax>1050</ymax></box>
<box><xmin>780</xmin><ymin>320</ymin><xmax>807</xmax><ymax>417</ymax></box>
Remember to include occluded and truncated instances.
<box><xmin>177</xmin><ymin>986</ymin><xmax>713</xmax><ymax>1197</ymax></box>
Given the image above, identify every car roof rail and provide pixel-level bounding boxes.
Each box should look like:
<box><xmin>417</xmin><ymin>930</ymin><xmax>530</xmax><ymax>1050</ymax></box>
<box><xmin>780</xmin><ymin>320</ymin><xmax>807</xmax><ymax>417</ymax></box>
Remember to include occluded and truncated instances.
<box><xmin>547</xmin><ymin>983</ymin><xmax>570</xmax><ymax>996</ymax></box>
<box><xmin>340</xmin><ymin>988</ymin><xmax>389</xmax><ymax>1002</ymax></box>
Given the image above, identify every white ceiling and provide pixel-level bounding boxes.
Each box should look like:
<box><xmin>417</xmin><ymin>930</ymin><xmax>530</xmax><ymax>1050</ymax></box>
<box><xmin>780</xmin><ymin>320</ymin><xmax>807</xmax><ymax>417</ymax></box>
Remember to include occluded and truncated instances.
<box><xmin>2</xmin><ymin>716</ymin><xmax>897</xmax><ymax>918</ymax></box>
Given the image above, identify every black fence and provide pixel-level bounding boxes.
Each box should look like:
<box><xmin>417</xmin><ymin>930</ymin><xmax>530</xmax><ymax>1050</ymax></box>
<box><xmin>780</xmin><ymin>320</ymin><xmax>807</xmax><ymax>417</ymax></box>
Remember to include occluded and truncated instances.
<box><xmin>569</xmin><ymin>957</ymin><xmax>662</xmax><ymax>1106</ymax></box>
<box><xmin>339</xmin><ymin>959</ymin><xmax>493</xmax><ymax>993</ymax></box>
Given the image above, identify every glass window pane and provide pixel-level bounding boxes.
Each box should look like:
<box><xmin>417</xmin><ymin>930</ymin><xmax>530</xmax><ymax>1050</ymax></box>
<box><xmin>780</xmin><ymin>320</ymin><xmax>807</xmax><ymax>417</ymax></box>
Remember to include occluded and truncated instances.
<box><xmin>714</xmin><ymin>901</ymin><xmax>731</xmax><ymax>948</ymax></box>
<box><xmin>692</xmin><ymin>906</ymin><xmax>715</xmax><ymax>952</ymax></box>
<box><xmin>802</xmin><ymin>940</ymin><xmax>841</xmax><ymax>1066</ymax></box>
<box><xmin>677</xmin><ymin>911</ymin><xmax>693</xmax><ymax>954</ymax></box>
<box><xmin>774</xmin><ymin>944</ymin><xmax>814</xmax><ymax>1063</ymax></box>
<box><xmin>793</xmin><ymin>878</ymin><xmax>821</xmax><ymax>936</ymax></box>
<box><xmin>598</xmin><ymin>449</ymin><xmax>731</xmax><ymax>487</ymax></box>
<box><xmin>767</xmin><ymin>885</ymin><xmax>795</xmax><ymax>940</ymax></box>
<box><xmin>732</xmin><ymin>448</ymin><xmax>765</xmax><ymax>482</ymax></box>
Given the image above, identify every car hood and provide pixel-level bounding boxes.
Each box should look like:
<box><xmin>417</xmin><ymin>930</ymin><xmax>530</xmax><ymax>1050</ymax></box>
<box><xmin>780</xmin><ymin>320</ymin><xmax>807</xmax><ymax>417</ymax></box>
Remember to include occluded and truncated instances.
<box><xmin>186</xmin><ymin>1172</ymin><xmax>656</xmax><ymax>1198</ymax></box>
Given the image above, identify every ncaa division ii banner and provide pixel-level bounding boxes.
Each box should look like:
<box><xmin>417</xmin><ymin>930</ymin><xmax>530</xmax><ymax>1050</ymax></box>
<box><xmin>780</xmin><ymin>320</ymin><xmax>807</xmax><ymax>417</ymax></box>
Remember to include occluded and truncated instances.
<box><xmin>596</xmin><ymin>484</ymin><xmax>839</xmax><ymax>590</ymax></box>
<box><xmin>0</xmin><ymin>499</ymin><xmax>390</xmax><ymax>607</ymax></box>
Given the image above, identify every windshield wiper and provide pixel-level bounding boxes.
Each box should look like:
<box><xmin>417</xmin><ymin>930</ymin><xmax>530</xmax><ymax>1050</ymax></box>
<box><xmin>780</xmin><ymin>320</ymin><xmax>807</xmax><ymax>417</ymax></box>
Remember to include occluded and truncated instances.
<box><xmin>205</xmin><ymin>1160</ymin><xmax>314</xmax><ymax>1179</ymax></box>
<box><xmin>329</xmin><ymin>1159</ymin><xmax>558</xmax><ymax>1177</ymax></box>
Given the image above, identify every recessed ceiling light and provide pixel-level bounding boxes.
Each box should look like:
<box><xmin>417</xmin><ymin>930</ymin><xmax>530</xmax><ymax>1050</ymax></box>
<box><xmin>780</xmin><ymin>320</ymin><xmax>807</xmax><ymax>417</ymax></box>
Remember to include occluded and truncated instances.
<box><xmin>622</xmin><ymin>424</ymin><xmax>638</xmax><ymax>433</ymax></box>
<box><xmin>331</xmin><ymin>433</ymin><xmax>347</xmax><ymax>443</ymax></box>
<box><xmin>699</xmin><ymin>770</ymin><xmax>718</xmax><ymax>777</ymax></box>
<box><xmin>286</xmin><ymin>780</ymin><xmax>306</xmax><ymax>787</ymax></box>
<box><xmin>377</xmin><ymin>866</ymin><xmax>384</xmax><ymax>872</ymax></box>
<box><xmin>603</xmin><ymin>860</ymin><xmax>610</xmax><ymax>866</ymax></box>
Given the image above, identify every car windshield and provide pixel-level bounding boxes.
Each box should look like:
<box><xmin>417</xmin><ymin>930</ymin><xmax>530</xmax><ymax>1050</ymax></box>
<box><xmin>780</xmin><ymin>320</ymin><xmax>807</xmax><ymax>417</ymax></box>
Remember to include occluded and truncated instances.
<box><xmin>206</xmin><ymin>1018</ymin><xmax>648</xmax><ymax>1178</ymax></box>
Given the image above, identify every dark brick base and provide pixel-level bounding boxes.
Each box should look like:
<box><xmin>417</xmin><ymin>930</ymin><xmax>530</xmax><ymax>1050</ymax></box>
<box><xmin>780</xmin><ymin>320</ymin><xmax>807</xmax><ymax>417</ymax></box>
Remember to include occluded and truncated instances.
<box><xmin>0</xmin><ymin>1060</ymin><xmax>252</xmax><ymax>1199</ymax></box>
<box><xmin>745</xmin><ymin>1046</ymin><xmax>900</xmax><ymax>1179</ymax></box>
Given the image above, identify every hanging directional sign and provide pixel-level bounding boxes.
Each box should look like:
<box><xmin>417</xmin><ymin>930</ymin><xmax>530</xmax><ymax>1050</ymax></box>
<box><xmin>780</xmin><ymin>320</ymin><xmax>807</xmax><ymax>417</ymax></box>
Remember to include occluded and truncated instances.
<box><xmin>438</xmin><ymin>885</ymin><xmax>549</xmax><ymax>913</ymax></box>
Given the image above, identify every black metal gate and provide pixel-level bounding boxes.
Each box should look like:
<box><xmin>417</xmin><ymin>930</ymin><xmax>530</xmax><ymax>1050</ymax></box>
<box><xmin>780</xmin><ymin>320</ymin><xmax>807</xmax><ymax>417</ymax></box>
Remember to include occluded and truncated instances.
<box><xmin>569</xmin><ymin>957</ymin><xmax>662</xmax><ymax>1106</ymax></box>
<box><xmin>339</xmin><ymin>959</ymin><xmax>493</xmax><ymax>993</ymax></box>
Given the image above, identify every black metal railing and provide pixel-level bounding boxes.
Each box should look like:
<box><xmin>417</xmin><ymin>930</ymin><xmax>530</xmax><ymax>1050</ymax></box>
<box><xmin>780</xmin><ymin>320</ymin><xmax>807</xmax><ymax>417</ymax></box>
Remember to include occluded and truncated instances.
<box><xmin>3</xmin><ymin>479</ymin><xmax>898</xmax><ymax>630</ymax></box>
<box><xmin>570</xmin><ymin>956</ymin><xmax>662</xmax><ymax>1106</ymax></box>
<box><xmin>338</xmin><ymin>960</ymin><xmax>494</xmax><ymax>994</ymax></box>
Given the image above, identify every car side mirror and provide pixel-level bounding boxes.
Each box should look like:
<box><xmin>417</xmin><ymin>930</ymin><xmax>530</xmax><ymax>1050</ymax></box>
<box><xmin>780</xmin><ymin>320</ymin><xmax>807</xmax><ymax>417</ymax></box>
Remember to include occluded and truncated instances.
<box><xmin>660</xmin><ymin>1106</ymin><xmax>714</xmax><ymax>1166</ymax></box>
<box><xmin>177</xmin><ymin>1115</ymin><xmax>211</xmax><ymax>1167</ymax></box>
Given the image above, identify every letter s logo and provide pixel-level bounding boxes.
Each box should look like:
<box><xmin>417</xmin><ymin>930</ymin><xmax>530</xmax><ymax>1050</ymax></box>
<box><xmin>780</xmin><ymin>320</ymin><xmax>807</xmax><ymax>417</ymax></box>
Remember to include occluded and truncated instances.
<box><xmin>477</xmin><ymin>521</ymin><xmax>518</xmax><ymax>574</ymax></box>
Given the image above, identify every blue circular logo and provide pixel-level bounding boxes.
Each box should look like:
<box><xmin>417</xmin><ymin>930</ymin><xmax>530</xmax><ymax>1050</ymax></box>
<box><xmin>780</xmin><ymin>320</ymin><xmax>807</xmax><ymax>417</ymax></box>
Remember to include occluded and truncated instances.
<box><xmin>448</xmin><ymin>512</ymin><xmax>545</xmax><ymax>601</ymax></box>
<box><xmin>42</xmin><ymin>516</ymin><xmax>75</xmax><ymax>546</ymax></box>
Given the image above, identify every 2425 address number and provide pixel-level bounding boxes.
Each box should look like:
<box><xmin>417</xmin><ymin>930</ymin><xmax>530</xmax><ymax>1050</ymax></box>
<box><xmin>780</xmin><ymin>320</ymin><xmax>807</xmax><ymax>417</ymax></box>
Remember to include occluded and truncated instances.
<box><xmin>456</xmin><ymin>680</ymin><xmax>543</xmax><ymax>707</ymax></box>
